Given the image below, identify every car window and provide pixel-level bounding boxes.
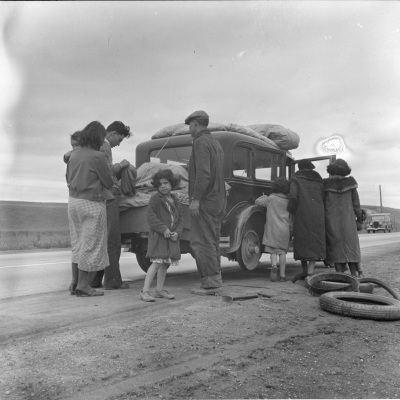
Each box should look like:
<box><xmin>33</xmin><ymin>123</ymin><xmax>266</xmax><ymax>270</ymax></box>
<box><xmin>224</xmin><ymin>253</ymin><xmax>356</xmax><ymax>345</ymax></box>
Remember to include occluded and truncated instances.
<box><xmin>233</xmin><ymin>146</ymin><xmax>251</xmax><ymax>178</ymax></box>
<box><xmin>254</xmin><ymin>150</ymin><xmax>283</xmax><ymax>181</ymax></box>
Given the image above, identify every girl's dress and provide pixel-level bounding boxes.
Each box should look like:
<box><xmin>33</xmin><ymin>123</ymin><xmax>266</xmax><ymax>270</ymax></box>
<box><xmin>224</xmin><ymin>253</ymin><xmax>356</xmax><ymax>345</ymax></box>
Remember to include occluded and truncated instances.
<box><xmin>255</xmin><ymin>193</ymin><xmax>291</xmax><ymax>255</ymax></box>
<box><xmin>146</xmin><ymin>192</ymin><xmax>184</xmax><ymax>265</ymax></box>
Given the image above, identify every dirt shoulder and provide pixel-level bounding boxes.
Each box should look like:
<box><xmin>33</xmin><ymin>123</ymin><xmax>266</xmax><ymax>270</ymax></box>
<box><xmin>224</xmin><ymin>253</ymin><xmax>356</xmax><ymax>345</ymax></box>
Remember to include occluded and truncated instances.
<box><xmin>1</xmin><ymin>243</ymin><xmax>400</xmax><ymax>400</ymax></box>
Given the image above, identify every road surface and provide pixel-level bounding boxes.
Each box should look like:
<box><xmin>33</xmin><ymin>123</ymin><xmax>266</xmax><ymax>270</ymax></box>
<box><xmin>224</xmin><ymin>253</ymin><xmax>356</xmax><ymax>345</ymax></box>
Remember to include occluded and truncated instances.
<box><xmin>0</xmin><ymin>232</ymin><xmax>398</xmax><ymax>300</ymax></box>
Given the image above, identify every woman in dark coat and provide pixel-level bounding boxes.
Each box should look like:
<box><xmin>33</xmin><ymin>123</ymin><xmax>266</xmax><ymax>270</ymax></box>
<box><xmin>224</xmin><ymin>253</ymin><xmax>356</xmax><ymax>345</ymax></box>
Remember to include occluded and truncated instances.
<box><xmin>288</xmin><ymin>159</ymin><xmax>326</xmax><ymax>275</ymax></box>
<box><xmin>140</xmin><ymin>169</ymin><xmax>184</xmax><ymax>302</ymax></box>
<box><xmin>323</xmin><ymin>159</ymin><xmax>361</xmax><ymax>277</ymax></box>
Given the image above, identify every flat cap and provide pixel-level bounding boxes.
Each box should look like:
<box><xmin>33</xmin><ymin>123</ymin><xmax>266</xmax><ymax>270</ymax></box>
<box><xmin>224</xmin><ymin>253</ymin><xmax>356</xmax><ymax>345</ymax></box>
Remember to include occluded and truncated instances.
<box><xmin>184</xmin><ymin>110</ymin><xmax>209</xmax><ymax>125</ymax></box>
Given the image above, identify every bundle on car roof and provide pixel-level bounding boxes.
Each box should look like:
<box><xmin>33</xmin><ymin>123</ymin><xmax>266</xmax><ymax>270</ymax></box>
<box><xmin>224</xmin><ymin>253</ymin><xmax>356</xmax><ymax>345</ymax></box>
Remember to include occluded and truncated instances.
<box><xmin>151</xmin><ymin>122</ymin><xmax>300</xmax><ymax>151</ymax></box>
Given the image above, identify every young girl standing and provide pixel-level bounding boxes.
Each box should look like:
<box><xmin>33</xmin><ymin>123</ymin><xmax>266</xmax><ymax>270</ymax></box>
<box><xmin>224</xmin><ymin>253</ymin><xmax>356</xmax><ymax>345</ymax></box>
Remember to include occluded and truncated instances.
<box><xmin>255</xmin><ymin>177</ymin><xmax>292</xmax><ymax>282</ymax></box>
<box><xmin>140</xmin><ymin>169</ymin><xmax>184</xmax><ymax>302</ymax></box>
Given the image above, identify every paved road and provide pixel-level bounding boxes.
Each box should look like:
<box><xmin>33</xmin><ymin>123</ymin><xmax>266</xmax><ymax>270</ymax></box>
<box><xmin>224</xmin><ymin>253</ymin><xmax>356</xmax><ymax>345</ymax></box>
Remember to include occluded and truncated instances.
<box><xmin>0</xmin><ymin>232</ymin><xmax>398</xmax><ymax>300</ymax></box>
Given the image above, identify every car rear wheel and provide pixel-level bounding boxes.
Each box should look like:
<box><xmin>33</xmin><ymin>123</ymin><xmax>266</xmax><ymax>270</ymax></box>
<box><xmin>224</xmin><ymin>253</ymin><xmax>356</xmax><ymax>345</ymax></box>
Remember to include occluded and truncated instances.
<box><xmin>236</xmin><ymin>229</ymin><xmax>261</xmax><ymax>271</ymax></box>
<box><xmin>136</xmin><ymin>251</ymin><xmax>151</xmax><ymax>273</ymax></box>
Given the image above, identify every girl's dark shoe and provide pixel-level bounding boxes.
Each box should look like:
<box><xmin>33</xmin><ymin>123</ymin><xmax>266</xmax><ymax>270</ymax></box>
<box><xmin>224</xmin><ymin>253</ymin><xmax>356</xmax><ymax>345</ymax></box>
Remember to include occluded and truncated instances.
<box><xmin>69</xmin><ymin>283</ymin><xmax>77</xmax><ymax>295</ymax></box>
<box><xmin>75</xmin><ymin>289</ymin><xmax>104</xmax><ymax>297</ymax></box>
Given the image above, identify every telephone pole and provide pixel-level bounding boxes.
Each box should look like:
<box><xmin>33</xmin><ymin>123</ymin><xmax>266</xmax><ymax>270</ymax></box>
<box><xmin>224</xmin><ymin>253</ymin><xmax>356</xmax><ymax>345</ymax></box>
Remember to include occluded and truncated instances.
<box><xmin>379</xmin><ymin>185</ymin><xmax>382</xmax><ymax>213</ymax></box>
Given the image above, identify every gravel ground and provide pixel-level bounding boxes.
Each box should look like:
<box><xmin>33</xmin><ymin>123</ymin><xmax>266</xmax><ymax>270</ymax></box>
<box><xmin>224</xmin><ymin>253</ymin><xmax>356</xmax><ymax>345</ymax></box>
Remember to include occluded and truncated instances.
<box><xmin>1</xmin><ymin>243</ymin><xmax>399</xmax><ymax>400</ymax></box>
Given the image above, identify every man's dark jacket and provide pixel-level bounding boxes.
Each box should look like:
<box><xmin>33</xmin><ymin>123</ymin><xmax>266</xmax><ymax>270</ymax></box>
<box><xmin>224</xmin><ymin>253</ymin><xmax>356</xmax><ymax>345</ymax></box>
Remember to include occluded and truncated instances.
<box><xmin>188</xmin><ymin>129</ymin><xmax>226</xmax><ymax>215</ymax></box>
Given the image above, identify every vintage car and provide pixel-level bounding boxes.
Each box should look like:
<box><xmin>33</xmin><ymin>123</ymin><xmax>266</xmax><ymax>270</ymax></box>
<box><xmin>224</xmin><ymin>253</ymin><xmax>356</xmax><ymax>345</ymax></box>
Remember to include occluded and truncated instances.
<box><xmin>367</xmin><ymin>213</ymin><xmax>392</xmax><ymax>233</ymax></box>
<box><xmin>120</xmin><ymin>131</ymin><xmax>335</xmax><ymax>272</ymax></box>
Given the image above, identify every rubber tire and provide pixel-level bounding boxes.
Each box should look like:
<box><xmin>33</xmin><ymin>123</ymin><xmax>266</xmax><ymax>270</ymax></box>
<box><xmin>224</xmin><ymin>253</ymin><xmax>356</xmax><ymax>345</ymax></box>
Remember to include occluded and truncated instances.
<box><xmin>236</xmin><ymin>229</ymin><xmax>261</xmax><ymax>271</ymax></box>
<box><xmin>136</xmin><ymin>252</ymin><xmax>151</xmax><ymax>273</ymax></box>
<box><xmin>306</xmin><ymin>272</ymin><xmax>359</xmax><ymax>297</ymax></box>
<box><xmin>320</xmin><ymin>292</ymin><xmax>400</xmax><ymax>320</ymax></box>
<box><xmin>359</xmin><ymin>277</ymin><xmax>400</xmax><ymax>300</ymax></box>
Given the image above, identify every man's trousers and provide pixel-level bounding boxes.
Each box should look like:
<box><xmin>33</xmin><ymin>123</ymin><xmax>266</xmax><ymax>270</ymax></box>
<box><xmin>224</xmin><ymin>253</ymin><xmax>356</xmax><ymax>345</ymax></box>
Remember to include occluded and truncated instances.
<box><xmin>190</xmin><ymin>209</ymin><xmax>223</xmax><ymax>289</ymax></box>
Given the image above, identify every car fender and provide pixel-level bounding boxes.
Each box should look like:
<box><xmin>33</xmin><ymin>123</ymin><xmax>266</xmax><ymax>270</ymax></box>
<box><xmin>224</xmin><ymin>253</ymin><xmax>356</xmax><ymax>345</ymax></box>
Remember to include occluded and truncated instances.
<box><xmin>220</xmin><ymin>202</ymin><xmax>265</xmax><ymax>254</ymax></box>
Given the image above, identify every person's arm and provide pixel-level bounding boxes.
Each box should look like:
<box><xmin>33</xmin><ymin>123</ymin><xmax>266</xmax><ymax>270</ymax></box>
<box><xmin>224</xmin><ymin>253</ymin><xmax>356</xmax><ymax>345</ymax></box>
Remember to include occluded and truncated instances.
<box><xmin>63</xmin><ymin>150</ymin><xmax>73</xmax><ymax>164</ymax></box>
<box><xmin>96</xmin><ymin>153</ymin><xmax>114</xmax><ymax>189</ymax></box>
<box><xmin>352</xmin><ymin>188</ymin><xmax>362</xmax><ymax>220</ymax></box>
<box><xmin>191</xmin><ymin>141</ymin><xmax>211</xmax><ymax>201</ymax></box>
<box><xmin>287</xmin><ymin>180</ymin><xmax>299</xmax><ymax>213</ymax></box>
<box><xmin>174</xmin><ymin>201</ymin><xmax>185</xmax><ymax>237</ymax></box>
<box><xmin>147</xmin><ymin>196</ymin><xmax>169</xmax><ymax>235</ymax></box>
<box><xmin>189</xmin><ymin>141</ymin><xmax>211</xmax><ymax>217</ymax></box>
<box><xmin>255</xmin><ymin>195</ymin><xmax>269</xmax><ymax>208</ymax></box>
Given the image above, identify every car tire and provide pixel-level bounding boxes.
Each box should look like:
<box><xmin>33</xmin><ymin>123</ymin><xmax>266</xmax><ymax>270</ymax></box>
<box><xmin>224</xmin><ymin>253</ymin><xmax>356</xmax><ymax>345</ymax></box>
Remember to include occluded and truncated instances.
<box><xmin>136</xmin><ymin>252</ymin><xmax>151</xmax><ymax>273</ymax></box>
<box><xmin>320</xmin><ymin>292</ymin><xmax>400</xmax><ymax>320</ymax></box>
<box><xmin>236</xmin><ymin>228</ymin><xmax>261</xmax><ymax>271</ymax></box>
<box><xmin>306</xmin><ymin>272</ymin><xmax>359</xmax><ymax>297</ymax></box>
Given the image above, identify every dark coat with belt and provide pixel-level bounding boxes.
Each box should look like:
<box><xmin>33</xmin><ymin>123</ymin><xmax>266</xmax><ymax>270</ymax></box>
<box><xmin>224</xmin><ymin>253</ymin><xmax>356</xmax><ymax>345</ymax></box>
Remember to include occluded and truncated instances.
<box><xmin>288</xmin><ymin>169</ymin><xmax>326</xmax><ymax>260</ymax></box>
<box><xmin>146</xmin><ymin>192</ymin><xmax>184</xmax><ymax>260</ymax></box>
<box><xmin>188</xmin><ymin>128</ymin><xmax>226</xmax><ymax>216</ymax></box>
<box><xmin>323</xmin><ymin>176</ymin><xmax>361</xmax><ymax>263</ymax></box>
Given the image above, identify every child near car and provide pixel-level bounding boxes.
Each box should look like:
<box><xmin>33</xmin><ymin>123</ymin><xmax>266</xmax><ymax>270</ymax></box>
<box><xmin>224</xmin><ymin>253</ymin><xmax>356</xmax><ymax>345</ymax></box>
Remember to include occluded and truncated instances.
<box><xmin>255</xmin><ymin>177</ymin><xmax>292</xmax><ymax>282</ymax></box>
<box><xmin>140</xmin><ymin>169</ymin><xmax>184</xmax><ymax>302</ymax></box>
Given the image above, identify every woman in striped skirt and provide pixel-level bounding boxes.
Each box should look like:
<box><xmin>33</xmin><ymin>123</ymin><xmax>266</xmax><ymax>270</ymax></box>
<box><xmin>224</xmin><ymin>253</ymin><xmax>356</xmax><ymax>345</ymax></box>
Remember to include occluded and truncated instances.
<box><xmin>66</xmin><ymin>121</ymin><xmax>113</xmax><ymax>296</ymax></box>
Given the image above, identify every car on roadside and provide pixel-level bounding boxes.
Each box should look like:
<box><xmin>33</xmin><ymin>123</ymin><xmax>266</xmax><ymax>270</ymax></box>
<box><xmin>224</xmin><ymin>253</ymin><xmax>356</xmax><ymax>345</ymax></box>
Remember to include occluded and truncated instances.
<box><xmin>367</xmin><ymin>213</ymin><xmax>392</xmax><ymax>233</ymax></box>
<box><xmin>120</xmin><ymin>131</ymin><xmax>335</xmax><ymax>272</ymax></box>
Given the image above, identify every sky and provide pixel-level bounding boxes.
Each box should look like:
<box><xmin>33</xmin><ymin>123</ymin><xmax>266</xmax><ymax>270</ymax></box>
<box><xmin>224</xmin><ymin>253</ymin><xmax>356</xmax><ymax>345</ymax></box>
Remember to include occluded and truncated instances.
<box><xmin>0</xmin><ymin>1</ymin><xmax>399</xmax><ymax>208</ymax></box>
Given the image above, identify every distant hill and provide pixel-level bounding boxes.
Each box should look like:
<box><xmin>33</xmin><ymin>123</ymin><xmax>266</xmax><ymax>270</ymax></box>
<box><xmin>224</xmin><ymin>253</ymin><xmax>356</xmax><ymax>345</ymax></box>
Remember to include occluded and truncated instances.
<box><xmin>1</xmin><ymin>200</ymin><xmax>399</xmax><ymax>231</ymax></box>
<box><xmin>0</xmin><ymin>201</ymin><xmax>68</xmax><ymax>232</ymax></box>
<box><xmin>0</xmin><ymin>200</ymin><xmax>398</xmax><ymax>250</ymax></box>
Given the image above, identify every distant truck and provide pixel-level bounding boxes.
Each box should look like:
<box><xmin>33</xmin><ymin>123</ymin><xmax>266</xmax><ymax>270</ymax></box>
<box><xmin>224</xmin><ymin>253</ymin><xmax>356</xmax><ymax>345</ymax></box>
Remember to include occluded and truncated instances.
<box><xmin>367</xmin><ymin>213</ymin><xmax>392</xmax><ymax>233</ymax></box>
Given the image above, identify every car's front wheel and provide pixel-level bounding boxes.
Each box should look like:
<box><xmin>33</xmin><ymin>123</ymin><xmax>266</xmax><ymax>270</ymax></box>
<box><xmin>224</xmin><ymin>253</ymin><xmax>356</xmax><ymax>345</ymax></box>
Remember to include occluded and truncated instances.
<box><xmin>236</xmin><ymin>229</ymin><xmax>261</xmax><ymax>271</ymax></box>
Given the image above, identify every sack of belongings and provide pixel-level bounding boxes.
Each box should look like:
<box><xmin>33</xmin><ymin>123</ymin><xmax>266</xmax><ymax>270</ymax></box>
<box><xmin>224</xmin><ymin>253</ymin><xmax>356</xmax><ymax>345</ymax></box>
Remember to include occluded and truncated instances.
<box><xmin>151</xmin><ymin>121</ymin><xmax>299</xmax><ymax>151</ymax></box>
<box><xmin>152</xmin><ymin>122</ymin><xmax>228</xmax><ymax>139</ymax></box>
<box><xmin>226</xmin><ymin>123</ymin><xmax>279</xmax><ymax>149</ymax></box>
<box><xmin>247</xmin><ymin>124</ymin><xmax>300</xmax><ymax>150</ymax></box>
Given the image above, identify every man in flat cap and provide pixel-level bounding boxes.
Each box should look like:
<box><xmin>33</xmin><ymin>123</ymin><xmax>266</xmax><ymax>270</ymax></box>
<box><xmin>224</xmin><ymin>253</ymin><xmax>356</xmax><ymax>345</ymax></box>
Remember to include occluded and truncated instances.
<box><xmin>186</xmin><ymin>110</ymin><xmax>226</xmax><ymax>295</ymax></box>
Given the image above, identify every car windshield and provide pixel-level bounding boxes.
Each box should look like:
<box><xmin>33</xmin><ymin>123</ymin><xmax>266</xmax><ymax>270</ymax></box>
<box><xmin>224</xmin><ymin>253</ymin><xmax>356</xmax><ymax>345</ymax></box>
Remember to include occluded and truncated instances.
<box><xmin>150</xmin><ymin>146</ymin><xmax>192</xmax><ymax>167</ymax></box>
<box><xmin>372</xmin><ymin>215</ymin><xmax>387</xmax><ymax>222</ymax></box>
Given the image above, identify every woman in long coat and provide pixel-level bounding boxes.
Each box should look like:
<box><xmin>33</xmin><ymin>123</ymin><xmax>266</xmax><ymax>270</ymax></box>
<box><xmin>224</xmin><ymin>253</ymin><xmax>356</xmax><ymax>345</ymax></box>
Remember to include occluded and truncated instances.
<box><xmin>288</xmin><ymin>159</ymin><xmax>326</xmax><ymax>275</ymax></box>
<box><xmin>323</xmin><ymin>158</ymin><xmax>361</xmax><ymax>276</ymax></box>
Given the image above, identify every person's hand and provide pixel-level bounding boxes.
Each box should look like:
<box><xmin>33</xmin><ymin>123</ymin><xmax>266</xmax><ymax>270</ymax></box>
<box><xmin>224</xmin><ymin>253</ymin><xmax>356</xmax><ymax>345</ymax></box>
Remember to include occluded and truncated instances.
<box><xmin>189</xmin><ymin>200</ymin><xmax>200</xmax><ymax>217</ymax></box>
<box><xmin>119</xmin><ymin>159</ymin><xmax>130</xmax><ymax>169</ymax></box>
<box><xmin>163</xmin><ymin>228</ymin><xmax>171</xmax><ymax>238</ymax></box>
<box><xmin>170</xmin><ymin>232</ymin><xmax>178</xmax><ymax>242</ymax></box>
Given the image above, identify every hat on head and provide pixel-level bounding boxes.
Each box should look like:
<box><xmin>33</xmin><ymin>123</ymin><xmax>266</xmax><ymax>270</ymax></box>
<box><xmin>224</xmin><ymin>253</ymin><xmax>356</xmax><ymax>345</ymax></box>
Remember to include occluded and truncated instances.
<box><xmin>107</xmin><ymin>121</ymin><xmax>132</xmax><ymax>137</ymax></box>
<box><xmin>184</xmin><ymin>110</ymin><xmax>209</xmax><ymax>125</ymax></box>
<box><xmin>298</xmin><ymin>159</ymin><xmax>315</xmax><ymax>170</ymax></box>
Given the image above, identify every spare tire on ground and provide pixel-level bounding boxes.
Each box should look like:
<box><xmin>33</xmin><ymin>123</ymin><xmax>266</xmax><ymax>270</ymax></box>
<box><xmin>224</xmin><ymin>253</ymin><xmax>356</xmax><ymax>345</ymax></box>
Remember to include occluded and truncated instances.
<box><xmin>320</xmin><ymin>292</ymin><xmax>400</xmax><ymax>320</ymax></box>
<box><xmin>306</xmin><ymin>272</ymin><xmax>359</xmax><ymax>297</ymax></box>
